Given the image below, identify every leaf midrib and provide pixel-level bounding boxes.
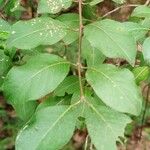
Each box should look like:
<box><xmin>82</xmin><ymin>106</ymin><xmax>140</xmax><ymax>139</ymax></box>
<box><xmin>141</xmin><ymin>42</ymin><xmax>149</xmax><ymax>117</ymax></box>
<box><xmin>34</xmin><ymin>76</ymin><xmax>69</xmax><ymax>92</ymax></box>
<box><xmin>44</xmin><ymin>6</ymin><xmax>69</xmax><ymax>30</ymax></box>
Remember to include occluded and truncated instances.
<box><xmin>8</xmin><ymin>26</ymin><xmax>64</xmax><ymax>46</ymax></box>
<box><xmin>35</xmin><ymin>101</ymin><xmax>80</xmax><ymax>149</ymax></box>
<box><xmin>85</xmin><ymin>100</ymin><xmax>116</xmax><ymax>137</ymax></box>
<box><xmin>12</xmin><ymin>61</ymin><xmax>69</xmax><ymax>102</ymax></box>
<box><xmin>88</xmin><ymin>67</ymin><xmax>137</xmax><ymax>112</ymax></box>
<box><xmin>135</xmin><ymin>67</ymin><xmax>148</xmax><ymax>79</ymax></box>
<box><xmin>90</xmin><ymin>24</ymin><xmax>132</xmax><ymax>63</ymax></box>
<box><xmin>20</xmin><ymin>61</ymin><xmax>69</xmax><ymax>90</ymax></box>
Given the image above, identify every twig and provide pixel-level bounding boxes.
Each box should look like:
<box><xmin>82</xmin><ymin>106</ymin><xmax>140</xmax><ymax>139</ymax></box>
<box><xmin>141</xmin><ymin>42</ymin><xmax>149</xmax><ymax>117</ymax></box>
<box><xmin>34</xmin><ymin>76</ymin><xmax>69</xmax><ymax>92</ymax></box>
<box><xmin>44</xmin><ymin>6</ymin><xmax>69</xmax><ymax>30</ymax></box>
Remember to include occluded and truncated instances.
<box><xmin>77</xmin><ymin>0</ymin><xmax>84</xmax><ymax>100</ymax></box>
<box><xmin>84</xmin><ymin>135</ymin><xmax>89</xmax><ymax>150</ymax></box>
<box><xmin>145</xmin><ymin>0</ymin><xmax>150</xmax><ymax>5</ymax></box>
<box><xmin>0</xmin><ymin>12</ymin><xmax>5</xmax><ymax>19</ymax></box>
<box><xmin>102</xmin><ymin>4</ymin><xmax>139</xmax><ymax>18</ymax></box>
<box><xmin>139</xmin><ymin>85</ymin><xmax>150</xmax><ymax>140</ymax></box>
<box><xmin>90</xmin><ymin>142</ymin><xmax>94</xmax><ymax>150</ymax></box>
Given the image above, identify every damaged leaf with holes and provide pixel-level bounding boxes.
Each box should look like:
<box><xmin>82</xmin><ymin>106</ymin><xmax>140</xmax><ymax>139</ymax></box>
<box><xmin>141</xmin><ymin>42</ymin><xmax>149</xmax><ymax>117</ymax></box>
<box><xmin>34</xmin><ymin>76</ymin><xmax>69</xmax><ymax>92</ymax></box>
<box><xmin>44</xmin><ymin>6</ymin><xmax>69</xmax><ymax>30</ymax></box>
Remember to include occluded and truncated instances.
<box><xmin>38</xmin><ymin>0</ymin><xmax>72</xmax><ymax>14</ymax></box>
<box><xmin>7</xmin><ymin>17</ymin><xmax>67</xmax><ymax>49</ymax></box>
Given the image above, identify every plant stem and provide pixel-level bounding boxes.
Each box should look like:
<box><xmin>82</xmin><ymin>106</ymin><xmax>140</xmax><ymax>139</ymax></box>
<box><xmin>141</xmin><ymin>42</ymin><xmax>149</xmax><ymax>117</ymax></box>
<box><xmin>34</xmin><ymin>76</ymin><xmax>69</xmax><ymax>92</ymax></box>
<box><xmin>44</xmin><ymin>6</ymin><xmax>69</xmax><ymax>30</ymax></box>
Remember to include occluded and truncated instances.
<box><xmin>78</xmin><ymin>0</ymin><xmax>84</xmax><ymax>100</ymax></box>
<box><xmin>102</xmin><ymin>4</ymin><xmax>139</xmax><ymax>18</ymax></box>
<box><xmin>145</xmin><ymin>0</ymin><xmax>150</xmax><ymax>5</ymax></box>
<box><xmin>84</xmin><ymin>135</ymin><xmax>89</xmax><ymax>150</ymax></box>
<box><xmin>139</xmin><ymin>85</ymin><xmax>150</xmax><ymax>140</ymax></box>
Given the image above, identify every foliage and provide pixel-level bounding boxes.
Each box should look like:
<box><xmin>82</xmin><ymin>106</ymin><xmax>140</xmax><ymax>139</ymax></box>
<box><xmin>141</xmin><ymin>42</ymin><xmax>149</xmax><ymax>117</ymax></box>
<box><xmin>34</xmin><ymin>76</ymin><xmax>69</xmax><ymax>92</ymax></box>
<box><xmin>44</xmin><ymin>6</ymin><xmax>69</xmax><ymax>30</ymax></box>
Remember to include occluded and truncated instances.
<box><xmin>0</xmin><ymin>0</ymin><xmax>150</xmax><ymax>150</ymax></box>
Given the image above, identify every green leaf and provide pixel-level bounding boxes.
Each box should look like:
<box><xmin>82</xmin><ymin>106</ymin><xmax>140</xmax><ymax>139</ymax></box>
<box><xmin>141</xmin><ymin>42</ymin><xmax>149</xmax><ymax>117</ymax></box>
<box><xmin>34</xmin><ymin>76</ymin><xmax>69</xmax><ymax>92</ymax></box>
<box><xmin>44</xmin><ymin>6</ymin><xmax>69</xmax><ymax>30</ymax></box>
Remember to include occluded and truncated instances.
<box><xmin>141</xmin><ymin>18</ymin><xmax>150</xmax><ymax>28</ymax></box>
<box><xmin>71</xmin><ymin>93</ymin><xmax>131</xmax><ymax>149</ymax></box>
<box><xmin>0</xmin><ymin>50</ymin><xmax>11</xmax><ymax>87</ymax></box>
<box><xmin>132</xmin><ymin>5</ymin><xmax>150</xmax><ymax>18</ymax></box>
<box><xmin>83</xmin><ymin>4</ymin><xmax>97</xmax><ymax>20</ymax></box>
<box><xmin>85</xmin><ymin>98</ymin><xmax>131</xmax><ymax>150</ymax></box>
<box><xmin>3</xmin><ymin>53</ymin><xmax>70</xmax><ymax>102</ymax></box>
<box><xmin>0</xmin><ymin>19</ymin><xmax>11</xmax><ymax>40</ymax></box>
<box><xmin>16</xmin><ymin>103</ymin><xmax>79</xmax><ymax>150</ymax></box>
<box><xmin>0</xmin><ymin>50</ymin><xmax>11</xmax><ymax>75</ymax></box>
<box><xmin>57</xmin><ymin>13</ymin><xmax>79</xmax><ymax>45</ymax></box>
<box><xmin>86</xmin><ymin>64</ymin><xmax>142</xmax><ymax>115</ymax></box>
<box><xmin>123</xmin><ymin>22</ymin><xmax>148</xmax><ymax>41</ymax></box>
<box><xmin>38</xmin><ymin>0</ymin><xmax>72</xmax><ymax>14</ymax></box>
<box><xmin>84</xmin><ymin>19</ymin><xmax>136</xmax><ymax>65</ymax></box>
<box><xmin>0</xmin><ymin>0</ymin><xmax>3</xmax><ymax>6</ymax></box>
<box><xmin>11</xmin><ymin>100</ymin><xmax>37</xmax><ymax>121</ymax></box>
<box><xmin>133</xmin><ymin>66</ymin><xmax>150</xmax><ymax>84</ymax></box>
<box><xmin>11</xmin><ymin>0</ymin><xmax>24</xmax><ymax>12</ymax></box>
<box><xmin>7</xmin><ymin>17</ymin><xmax>66</xmax><ymax>49</ymax></box>
<box><xmin>54</xmin><ymin>76</ymin><xmax>84</xmax><ymax>96</ymax></box>
<box><xmin>89</xmin><ymin>0</ymin><xmax>103</xmax><ymax>6</ymax></box>
<box><xmin>0</xmin><ymin>19</ymin><xmax>11</xmax><ymax>33</ymax></box>
<box><xmin>82</xmin><ymin>37</ymin><xmax>105</xmax><ymax>67</ymax></box>
<box><xmin>37</xmin><ymin>96</ymin><xmax>67</xmax><ymax>111</ymax></box>
<box><xmin>112</xmin><ymin>0</ymin><xmax>125</xmax><ymax>4</ymax></box>
<box><xmin>143</xmin><ymin>37</ymin><xmax>150</xmax><ymax>65</ymax></box>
